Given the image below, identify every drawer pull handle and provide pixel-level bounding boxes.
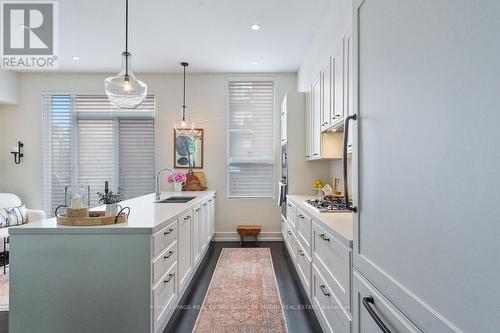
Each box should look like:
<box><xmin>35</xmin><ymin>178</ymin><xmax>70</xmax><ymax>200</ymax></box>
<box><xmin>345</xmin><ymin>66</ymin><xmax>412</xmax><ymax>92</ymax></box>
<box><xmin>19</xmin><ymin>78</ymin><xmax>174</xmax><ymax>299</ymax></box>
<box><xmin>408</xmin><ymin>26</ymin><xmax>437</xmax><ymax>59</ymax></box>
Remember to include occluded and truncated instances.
<box><xmin>287</xmin><ymin>231</ymin><xmax>292</xmax><ymax>235</ymax></box>
<box><xmin>164</xmin><ymin>273</ymin><xmax>175</xmax><ymax>284</ymax></box>
<box><xmin>164</xmin><ymin>228</ymin><xmax>174</xmax><ymax>235</ymax></box>
<box><xmin>184</xmin><ymin>216</ymin><xmax>190</xmax><ymax>220</ymax></box>
<box><xmin>363</xmin><ymin>296</ymin><xmax>392</xmax><ymax>333</ymax></box>
<box><xmin>164</xmin><ymin>251</ymin><xmax>174</xmax><ymax>259</ymax></box>
<box><xmin>298</xmin><ymin>249</ymin><xmax>305</xmax><ymax>256</ymax></box>
<box><xmin>202</xmin><ymin>203</ymin><xmax>207</xmax><ymax>207</ymax></box>
<box><xmin>319</xmin><ymin>233</ymin><xmax>330</xmax><ymax>242</ymax></box>
<box><xmin>298</xmin><ymin>214</ymin><xmax>305</xmax><ymax>219</ymax></box>
<box><xmin>208</xmin><ymin>199</ymin><xmax>212</xmax><ymax>202</ymax></box>
<box><xmin>195</xmin><ymin>208</ymin><xmax>200</xmax><ymax>212</ymax></box>
<box><xmin>320</xmin><ymin>285</ymin><xmax>330</xmax><ymax>297</ymax></box>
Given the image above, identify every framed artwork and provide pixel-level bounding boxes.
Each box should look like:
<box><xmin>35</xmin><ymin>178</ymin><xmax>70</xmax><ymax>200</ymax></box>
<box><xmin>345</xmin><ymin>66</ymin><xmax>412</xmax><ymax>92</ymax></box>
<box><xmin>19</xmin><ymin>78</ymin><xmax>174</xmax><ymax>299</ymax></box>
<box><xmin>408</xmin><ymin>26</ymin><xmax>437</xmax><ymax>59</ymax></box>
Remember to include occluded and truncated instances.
<box><xmin>174</xmin><ymin>129</ymin><xmax>204</xmax><ymax>169</ymax></box>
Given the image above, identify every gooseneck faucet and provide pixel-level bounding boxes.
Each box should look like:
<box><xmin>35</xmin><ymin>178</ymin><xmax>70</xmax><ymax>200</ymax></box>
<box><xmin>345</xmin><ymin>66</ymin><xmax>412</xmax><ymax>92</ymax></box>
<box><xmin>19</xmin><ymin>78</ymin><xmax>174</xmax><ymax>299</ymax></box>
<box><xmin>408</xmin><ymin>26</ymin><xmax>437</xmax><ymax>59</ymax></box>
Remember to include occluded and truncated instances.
<box><xmin>155</xmin><ymin>168</ymin><xmax>177</xmax><ymax>201</ymax></box>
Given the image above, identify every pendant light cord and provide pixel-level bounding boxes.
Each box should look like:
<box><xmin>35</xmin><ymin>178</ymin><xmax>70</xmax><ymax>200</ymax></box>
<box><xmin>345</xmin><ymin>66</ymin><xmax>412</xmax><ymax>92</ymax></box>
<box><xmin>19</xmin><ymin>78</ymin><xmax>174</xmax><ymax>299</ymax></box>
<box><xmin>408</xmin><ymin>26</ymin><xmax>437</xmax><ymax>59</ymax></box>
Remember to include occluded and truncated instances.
<box><xmin>182</xmin><ymin>64</ymin><xmax>186</xmax><ymax>120</ymax></box>
<box><xmin>125</xmin><ymin>0</ymin><xmax>129</xmax><ymax>76</ymax></box>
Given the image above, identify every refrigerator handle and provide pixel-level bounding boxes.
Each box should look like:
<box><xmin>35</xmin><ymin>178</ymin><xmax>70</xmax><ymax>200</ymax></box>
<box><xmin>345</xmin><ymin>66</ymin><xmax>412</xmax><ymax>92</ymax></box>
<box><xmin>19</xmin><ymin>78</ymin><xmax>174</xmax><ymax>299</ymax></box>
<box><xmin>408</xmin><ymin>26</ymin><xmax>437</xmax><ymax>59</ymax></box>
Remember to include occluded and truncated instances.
<box><xmin>343</xmin><ymin>114</ymin><xmax>357</xmax><ymax>212</ymax></box>
<box><xmin>362</xmin><ymin>296</ymin><xmax>392</xmax><ymax>333</ymax></box>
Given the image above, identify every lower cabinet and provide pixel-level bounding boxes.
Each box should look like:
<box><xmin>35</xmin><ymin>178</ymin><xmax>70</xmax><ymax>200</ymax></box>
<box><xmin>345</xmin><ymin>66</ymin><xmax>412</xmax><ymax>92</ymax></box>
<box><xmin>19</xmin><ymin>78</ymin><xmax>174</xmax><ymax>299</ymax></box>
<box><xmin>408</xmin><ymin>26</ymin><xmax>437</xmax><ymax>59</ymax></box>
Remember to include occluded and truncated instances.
<box><xmin>352</xmin><ymin>270</ymin><xmax>422</xmax><ymax>333</ymax></box>
<box><xmin>284</xmin><ymin>198</ymin><xmax>353</xmax><ymax>333</ymax></box>
<box><xmin>151</xmin><ymin>193</ymin><xmax>216</xmax><ymax>333</ymax></box>
<box><xmin>178</xmin><ymin>211</ymin><xmax>193</xmax><ymax>293</ymax></box>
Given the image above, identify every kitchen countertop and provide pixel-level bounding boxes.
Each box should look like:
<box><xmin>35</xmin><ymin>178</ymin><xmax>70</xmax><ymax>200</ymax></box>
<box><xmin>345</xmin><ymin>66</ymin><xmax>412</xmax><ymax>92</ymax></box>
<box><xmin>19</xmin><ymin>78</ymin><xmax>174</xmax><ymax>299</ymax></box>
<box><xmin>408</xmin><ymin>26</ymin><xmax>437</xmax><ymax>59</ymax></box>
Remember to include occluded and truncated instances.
<box><xmin>9</xmin><ymin>191</ymin><xmax>216</xmax><ymax>235</ymax></box>
<box><xmin>287</xmin><ymin>194</ymin><xmax>353</xmax><ymax>247</ymax></box>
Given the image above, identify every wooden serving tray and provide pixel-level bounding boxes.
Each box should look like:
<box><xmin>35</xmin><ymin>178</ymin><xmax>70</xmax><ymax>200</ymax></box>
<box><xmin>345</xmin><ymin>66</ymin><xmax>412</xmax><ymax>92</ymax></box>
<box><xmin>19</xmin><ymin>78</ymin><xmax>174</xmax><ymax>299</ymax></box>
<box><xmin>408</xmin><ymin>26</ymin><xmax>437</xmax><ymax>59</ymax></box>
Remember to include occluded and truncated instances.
<box><xmin>57</xmin><ymin>211</ymin><xmax>127</xmax><ymax>226</ymax></box>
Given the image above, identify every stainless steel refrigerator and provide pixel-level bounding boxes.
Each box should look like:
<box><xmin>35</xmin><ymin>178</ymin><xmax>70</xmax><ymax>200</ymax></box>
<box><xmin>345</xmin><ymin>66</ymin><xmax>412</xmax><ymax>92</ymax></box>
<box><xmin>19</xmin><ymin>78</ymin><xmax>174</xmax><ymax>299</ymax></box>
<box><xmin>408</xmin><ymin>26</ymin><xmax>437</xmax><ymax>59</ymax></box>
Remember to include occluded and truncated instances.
<box><xmin>351</xmin><ymin>0</ymin><xmax>500</xmax><ymax>332</ymax></box>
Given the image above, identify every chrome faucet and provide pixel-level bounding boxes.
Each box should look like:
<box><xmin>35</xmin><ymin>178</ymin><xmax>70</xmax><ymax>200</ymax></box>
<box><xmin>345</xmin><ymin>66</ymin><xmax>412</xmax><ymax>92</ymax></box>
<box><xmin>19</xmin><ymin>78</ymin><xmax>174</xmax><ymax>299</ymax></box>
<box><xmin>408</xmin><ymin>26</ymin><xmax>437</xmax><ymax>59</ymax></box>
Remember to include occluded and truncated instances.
<box><xmin>155</xmin><ymin>168</ymin><xmax>176</xmax><ymax>201</ymax></box>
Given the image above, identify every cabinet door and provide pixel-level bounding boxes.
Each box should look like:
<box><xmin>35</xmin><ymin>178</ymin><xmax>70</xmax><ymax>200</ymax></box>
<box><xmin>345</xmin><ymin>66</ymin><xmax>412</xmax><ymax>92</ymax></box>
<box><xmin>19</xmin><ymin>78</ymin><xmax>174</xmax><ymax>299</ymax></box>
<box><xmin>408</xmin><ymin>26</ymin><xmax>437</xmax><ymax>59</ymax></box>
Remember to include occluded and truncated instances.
<box><xmin>192</xmin><ymin>205</ymin><xmax>201</xmax><ymax>265</ymax></box>
<box><xmin>305</xmin><ymin>92</ymin><xmax>312</xmax><ymax>159</ymax></box>
<box><xmin>321</xmin><ymin>60</ymin><xmax>332</xmax><ymax>131</ymax></box>
<box><xmin>332</xmin><ymin>42</ymin><xmax>344</xmax><ymax>123</ymax></box>
<box><xmin>311</xmin><ymin>73</ymin><xmax>322</xmax><ymax>158</ymax></box>
<box><xmin>345</xmin><ymin>34</ymin><xmax>353</xmax><ymax>152</ymax></box>
<box><xmin>209</xmin><ymin>197</ymin><xmax>215</xmax><ymax>239</ymax></box>
<box><xmin>280</xmin><ymin>95</ymin><xmax>287</xmax><ymax>144</ymax></box>
<box><xmin>178</xmin><ymin>212</ymin><xmax>192</xmax><ymax>291</ymax></box>
<box><xmin>200</xmin><ymin>201</ymin><xmax>208</xmax><ymax>251</ymax></box>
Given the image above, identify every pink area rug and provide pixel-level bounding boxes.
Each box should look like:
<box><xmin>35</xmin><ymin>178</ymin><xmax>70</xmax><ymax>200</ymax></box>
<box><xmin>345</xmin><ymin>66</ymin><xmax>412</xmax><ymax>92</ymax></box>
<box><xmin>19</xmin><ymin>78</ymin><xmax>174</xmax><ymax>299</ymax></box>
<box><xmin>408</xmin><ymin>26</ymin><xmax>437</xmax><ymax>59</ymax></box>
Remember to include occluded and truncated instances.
<box><xmin>193</xmin><ymin>248</ymin><xmax>288</xmax><ymax>333</ymax></box>
<box><xmin>0</xmin><ymin>267</ymin><xmax>8</xmax><ymax>311</ymax></box>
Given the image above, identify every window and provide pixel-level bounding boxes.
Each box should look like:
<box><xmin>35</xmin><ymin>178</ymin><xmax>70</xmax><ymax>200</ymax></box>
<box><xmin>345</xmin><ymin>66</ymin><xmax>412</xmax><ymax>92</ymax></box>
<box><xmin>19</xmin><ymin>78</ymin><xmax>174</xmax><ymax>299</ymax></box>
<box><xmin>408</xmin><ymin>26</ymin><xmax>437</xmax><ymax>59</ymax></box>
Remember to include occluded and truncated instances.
<box><xmin>42</xmin><ymin>94</ymin><xmax>155</xmax><ymax>215</ymax></box>
<box><xmin>227</xmin><ymin>79</ymin><xmax>275</xmax><ymax>198</ymax></box>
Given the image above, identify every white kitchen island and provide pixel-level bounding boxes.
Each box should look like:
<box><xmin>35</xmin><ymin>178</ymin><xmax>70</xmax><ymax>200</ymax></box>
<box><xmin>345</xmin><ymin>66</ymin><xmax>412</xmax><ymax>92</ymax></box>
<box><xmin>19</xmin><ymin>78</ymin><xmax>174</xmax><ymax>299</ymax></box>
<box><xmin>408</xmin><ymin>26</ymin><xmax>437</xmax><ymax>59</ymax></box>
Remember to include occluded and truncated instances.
<box><xmin>8</xmin><ymin>191</ymin><xmax>216</xmax><ymax>333</ymax></box>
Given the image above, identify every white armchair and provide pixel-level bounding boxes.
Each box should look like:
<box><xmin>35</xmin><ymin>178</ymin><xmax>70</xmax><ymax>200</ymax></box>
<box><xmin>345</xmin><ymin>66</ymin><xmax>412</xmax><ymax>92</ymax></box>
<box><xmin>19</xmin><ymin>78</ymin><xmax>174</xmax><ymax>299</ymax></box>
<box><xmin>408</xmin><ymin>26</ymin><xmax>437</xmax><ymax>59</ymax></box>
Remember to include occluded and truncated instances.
<box><xmin>0</xmin><ymin>193</ymin><xmax>47</xmax><ymax>252</ymax></box>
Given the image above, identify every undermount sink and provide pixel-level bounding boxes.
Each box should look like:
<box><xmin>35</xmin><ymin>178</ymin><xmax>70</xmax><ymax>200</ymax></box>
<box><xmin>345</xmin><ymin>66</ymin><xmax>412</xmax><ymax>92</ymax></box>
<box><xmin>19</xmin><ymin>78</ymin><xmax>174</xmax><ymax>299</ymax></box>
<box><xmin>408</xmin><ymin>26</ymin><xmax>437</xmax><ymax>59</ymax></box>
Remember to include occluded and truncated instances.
<box><xmin>154</xmin><ymin>196</ymin><xmax>196</xmax><ymax>203</ymax></box>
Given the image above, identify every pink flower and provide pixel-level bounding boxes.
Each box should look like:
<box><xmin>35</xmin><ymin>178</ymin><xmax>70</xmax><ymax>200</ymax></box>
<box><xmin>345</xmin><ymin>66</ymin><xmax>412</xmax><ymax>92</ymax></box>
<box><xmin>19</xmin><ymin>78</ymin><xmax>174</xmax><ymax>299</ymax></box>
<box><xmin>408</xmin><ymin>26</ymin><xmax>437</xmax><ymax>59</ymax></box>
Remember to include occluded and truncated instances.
<box><xmin>167</xmin><ymin>172</ymin><xmax>187</xmax><ymax>184</ymax></box>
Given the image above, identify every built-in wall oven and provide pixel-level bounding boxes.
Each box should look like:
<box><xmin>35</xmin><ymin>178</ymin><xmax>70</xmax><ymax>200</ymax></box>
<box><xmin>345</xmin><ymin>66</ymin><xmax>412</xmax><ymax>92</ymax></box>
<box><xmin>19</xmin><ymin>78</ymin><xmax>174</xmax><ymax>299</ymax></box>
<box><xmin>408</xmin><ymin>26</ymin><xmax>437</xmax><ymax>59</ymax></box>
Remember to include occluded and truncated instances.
<box><xmin>278</xmin><ymin>142</ymin><xmax>288</xmax><ymax>218</ymax></box>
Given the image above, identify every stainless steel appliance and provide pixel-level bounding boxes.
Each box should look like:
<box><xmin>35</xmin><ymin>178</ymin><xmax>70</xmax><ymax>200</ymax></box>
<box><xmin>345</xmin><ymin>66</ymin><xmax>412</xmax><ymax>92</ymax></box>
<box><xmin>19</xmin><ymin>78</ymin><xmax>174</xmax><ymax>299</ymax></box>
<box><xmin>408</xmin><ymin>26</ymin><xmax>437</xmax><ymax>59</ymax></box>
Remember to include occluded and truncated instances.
<box><xmin>304</xmin><ymin>198</ymin><xmax>350</xmax><ymax>213</ymax></box>
<box><xmin>278</xmin><ymin>142</ymin><xmax>288</xmax><ymax>218</ymax></box>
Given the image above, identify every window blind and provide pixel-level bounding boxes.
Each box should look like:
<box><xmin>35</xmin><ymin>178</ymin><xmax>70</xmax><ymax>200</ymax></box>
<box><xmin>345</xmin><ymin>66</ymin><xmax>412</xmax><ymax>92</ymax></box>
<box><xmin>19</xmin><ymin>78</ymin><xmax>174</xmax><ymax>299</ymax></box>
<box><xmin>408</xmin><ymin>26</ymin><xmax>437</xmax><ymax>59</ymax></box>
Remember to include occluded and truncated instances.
<box><xmin>227</xmin><ymin>80</ymin><xmax>275</xmax><ymax>198</ymax></box>
<box><xmin>42</xmin><ymin>94</ymin><xmax>155</xmax><ymax>215</ymax></box>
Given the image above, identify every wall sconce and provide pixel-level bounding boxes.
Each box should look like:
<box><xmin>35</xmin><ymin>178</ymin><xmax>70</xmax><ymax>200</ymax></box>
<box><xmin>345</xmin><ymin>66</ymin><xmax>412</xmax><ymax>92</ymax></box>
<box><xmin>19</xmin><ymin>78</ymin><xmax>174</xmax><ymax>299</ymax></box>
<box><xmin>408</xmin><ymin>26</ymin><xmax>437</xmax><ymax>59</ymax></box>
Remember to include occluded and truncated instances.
<box><xmin>11</xmin><ymin>141</ymin><xmax>24</xmax><ymax>164</ymax></box>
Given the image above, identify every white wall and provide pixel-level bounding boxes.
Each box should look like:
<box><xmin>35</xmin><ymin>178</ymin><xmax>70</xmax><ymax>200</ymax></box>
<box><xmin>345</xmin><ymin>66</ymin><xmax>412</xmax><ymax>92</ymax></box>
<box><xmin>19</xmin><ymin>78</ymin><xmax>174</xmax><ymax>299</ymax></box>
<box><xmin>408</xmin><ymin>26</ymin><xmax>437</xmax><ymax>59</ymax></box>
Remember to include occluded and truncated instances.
<box><xmin>0</xmin><ymin>72</ymin><xmax>299</xmax><ymax>240</ymax></box>
<box><xmin>0</xmin><ymin>70</ymin><xmax>19</xmax><ymax>105</ymax></box>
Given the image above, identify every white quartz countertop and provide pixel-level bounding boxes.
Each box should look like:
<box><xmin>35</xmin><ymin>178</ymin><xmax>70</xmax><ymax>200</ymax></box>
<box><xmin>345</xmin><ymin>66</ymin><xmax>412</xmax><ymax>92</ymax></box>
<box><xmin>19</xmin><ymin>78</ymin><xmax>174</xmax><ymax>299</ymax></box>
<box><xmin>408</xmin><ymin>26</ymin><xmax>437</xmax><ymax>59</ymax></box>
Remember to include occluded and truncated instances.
<box><xmin>287</xmin><ymin>194</ymin><xmax>353</xmax><ymax>247</ymax></box>
<box><xmin>10</xmin><ymin>191</ymin><xmax>216</xmax><ymax>235</ymax></box>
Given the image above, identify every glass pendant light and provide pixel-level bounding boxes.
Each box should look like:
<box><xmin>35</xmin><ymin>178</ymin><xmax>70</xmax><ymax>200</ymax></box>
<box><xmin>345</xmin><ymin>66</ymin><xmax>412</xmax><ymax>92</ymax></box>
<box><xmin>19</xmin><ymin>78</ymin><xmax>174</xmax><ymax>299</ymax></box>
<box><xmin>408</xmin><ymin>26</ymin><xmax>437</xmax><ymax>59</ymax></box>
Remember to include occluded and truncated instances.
<box><xmin>104</xmin><ymin>0</ymin><xmax>147</xmax><ymax>109</ymax></box>
<box><xmin>174</xmin><ymin>62</ymin><xmax>195</xmax><ymax>134</ymax></box>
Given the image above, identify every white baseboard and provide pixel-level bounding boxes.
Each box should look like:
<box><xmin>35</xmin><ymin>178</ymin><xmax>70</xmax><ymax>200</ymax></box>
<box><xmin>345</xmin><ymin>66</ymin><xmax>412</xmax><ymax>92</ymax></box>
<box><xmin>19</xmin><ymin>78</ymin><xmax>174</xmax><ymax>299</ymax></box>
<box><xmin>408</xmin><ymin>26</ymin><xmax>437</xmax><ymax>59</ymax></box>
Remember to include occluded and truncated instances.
<box><xmin>214</xmin><ymin>231</ymin><xmax>283</xmax><ymax>242</ymax></box>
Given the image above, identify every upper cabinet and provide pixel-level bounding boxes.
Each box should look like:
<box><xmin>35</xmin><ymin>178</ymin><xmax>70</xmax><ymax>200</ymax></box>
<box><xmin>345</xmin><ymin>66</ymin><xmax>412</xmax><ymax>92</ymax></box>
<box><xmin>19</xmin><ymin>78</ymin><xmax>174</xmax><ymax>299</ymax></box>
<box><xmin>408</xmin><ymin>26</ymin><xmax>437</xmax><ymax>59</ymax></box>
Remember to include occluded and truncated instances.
<box><xmin>345</xmin><ymin>34</ymin><xmax>354</xmax><ymax>153</ymax></box>
<box><xmin>311</xmin><ymin>73</ymin><xmax>323</xmax><ymax>158</ymax></box>
<box><xmin>280</xmin><ymin>95</ymin><xmax>287</xmax><ymax>144</ymax></box>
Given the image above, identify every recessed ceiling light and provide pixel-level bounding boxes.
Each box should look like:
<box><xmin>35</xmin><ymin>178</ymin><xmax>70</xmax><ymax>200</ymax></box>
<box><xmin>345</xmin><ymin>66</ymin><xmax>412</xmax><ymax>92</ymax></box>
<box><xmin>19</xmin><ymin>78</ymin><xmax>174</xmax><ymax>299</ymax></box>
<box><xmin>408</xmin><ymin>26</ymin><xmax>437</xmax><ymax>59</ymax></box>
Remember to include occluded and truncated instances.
<box><xmin>72</xmin><ymin>56</ymin><xmax>80</xmax><ymax>61</ymax></box>
<box><xmin>251</xmin><ymin>61</ymin><xmax>259</xmax><ymax>65</ymax></box>
<box><xmin>250</xmin><ymin>24</ymin><xmax>261</xmax><ymax>31</ymax></box>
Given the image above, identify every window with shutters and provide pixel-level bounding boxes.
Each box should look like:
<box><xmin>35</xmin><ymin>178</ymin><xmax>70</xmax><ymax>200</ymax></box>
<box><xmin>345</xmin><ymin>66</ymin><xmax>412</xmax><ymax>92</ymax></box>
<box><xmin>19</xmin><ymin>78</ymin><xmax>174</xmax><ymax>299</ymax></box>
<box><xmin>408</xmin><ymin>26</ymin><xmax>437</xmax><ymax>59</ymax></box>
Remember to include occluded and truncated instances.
<box><xmin>227</xmin><ymin>79</ymin><xmax>275</xmax><ymax>198</ymax></box>
<box><xmin>42</xmin><ymin>94</ymin><xmax>155</xmax><ymax>215</ymax></box>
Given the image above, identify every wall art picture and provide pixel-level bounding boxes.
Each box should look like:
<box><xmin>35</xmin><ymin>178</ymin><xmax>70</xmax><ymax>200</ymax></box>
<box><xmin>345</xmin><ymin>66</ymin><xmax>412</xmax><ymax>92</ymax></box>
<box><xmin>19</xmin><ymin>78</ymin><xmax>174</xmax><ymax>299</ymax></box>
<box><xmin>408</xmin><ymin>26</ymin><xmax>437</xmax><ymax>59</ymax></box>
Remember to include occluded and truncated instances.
<box><xmin>174</xmin><ymin>129</ymin><xmax>204</xmax><ymax>169</ymax></box>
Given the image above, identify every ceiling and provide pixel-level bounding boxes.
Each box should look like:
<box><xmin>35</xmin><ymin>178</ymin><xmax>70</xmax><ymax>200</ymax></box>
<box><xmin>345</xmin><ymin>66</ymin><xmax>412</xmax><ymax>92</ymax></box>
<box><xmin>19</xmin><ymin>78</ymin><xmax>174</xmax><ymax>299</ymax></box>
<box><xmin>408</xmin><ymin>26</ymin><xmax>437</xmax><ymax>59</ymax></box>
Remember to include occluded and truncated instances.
<box><xmin>56</xmin><ymin>0</ymin><xmax>331</xmax><ymax>73</ymax></box>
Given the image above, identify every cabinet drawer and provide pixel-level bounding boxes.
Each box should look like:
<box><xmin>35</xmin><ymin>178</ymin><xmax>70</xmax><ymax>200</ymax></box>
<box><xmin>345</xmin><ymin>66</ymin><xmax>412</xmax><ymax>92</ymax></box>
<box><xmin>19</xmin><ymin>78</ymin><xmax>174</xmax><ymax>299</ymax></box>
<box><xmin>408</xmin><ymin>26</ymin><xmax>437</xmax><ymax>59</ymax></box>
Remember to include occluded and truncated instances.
<box><xmin>296</xmin><ymin>240</ymin><xmax>312</xmax><ymax>298</ymax></box>
<box><xmin>312</xmin><ymin>264</ymin><xmax>351</xmax><ymax>333</ymax></box>
<box><xmin>286</xmin><ymin>201</ymin><xmax>297</xmax><ymax>231</ymax></box>
<box><xmin>296</xmin><ymin>208</ymin><xmax>312</xmax><ymax>256</ymax></box>
<box><xmin>153</xmin><ymin>220</ymin><xmax>177</xmax><ymax>257</ymax></box>
<box><xmin>286</xmin><ymin>224</ymin><xmax>297</xmax><ymax>263</ymax></box>
<box><xmin>281</xmin><ymin>217</ymin><xmax>288</xmax><ymax>242</ymax></box>
<box><xmin>152</xmin><ymin>241</ymin><xmax>176</xmax><ymax>284</ymax></box>
<box><xmin>153</xmin><ymin>264</ymin><xmax>177</xmax><ymax>332</ymax></box>
<box><xmin>312</xmin><ymin>221</ymin><xmax>351</xmax><ymax>310</ymax></box>
<box><xmin>353</xmin><ymin>270</ymin><xmax>422</xmax><ymax>333</ymax></box>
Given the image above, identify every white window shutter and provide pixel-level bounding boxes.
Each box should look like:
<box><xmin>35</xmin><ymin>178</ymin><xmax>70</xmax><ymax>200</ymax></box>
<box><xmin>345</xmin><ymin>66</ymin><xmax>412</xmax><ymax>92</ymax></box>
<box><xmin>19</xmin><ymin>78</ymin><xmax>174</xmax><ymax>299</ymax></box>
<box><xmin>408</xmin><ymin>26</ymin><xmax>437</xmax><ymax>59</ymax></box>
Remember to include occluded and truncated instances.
<box><xmin>227</xmin><ymin>80</ymin><xmax>275</xmax><ymax>198</ymax></box>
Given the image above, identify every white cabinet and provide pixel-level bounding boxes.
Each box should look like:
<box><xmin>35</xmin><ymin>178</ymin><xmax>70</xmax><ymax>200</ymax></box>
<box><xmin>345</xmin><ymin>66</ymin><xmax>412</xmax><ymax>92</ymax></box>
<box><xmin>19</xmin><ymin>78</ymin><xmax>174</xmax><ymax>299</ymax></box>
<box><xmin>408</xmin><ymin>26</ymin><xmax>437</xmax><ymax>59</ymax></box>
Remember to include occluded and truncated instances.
<box><xmin>280</xmin><ymin>96</ymin><xmax>288</xmax><ymax>144</ymax></box>
<box><xmin>209</xmin><ymin>197</ymin><xmax>215</xmax><ymax>239</ymax></box>
<box><xmin>284</xmin><ymin>197</ymin><xmax>353</xmax><ymax>333</ymax></box>
<box><xmin>332</xmin><ymin>41</ymin><xmax>344</xmax><ymax>126</ymax></box>
<box><xmin>304</xmin><ymin>92</ymin><xmax>312</xmax><ymax>159</ymax></box>
<box><xmin>311</xmin><ymin>73</ymin><xmax>322</xmax><ymax>158</ymax></box>
<box><xmin>178</xmin><ymin>211</ymin><xmax>192</xmax><ymax>292</ymax></box>
<box><xmin>321</xmin><ymin>60</ymin><xmax>332</xmax><ymax>131</ymax></box>
<box><xmin>192</xmin><ymin>205</ymin><xmax>201</xmax><ymax>266</ymax></box>
<box><xmin>353</xmin><ymin>270</ymin><xmax>421</xmax><ymax>333</ymax></box>
<box><xmin>345</xmin><ymin>34</ymin><xmax>353</xmax><ymax>152</ymax></box>
<box><xmin>200</xmin><ymin>201</ymin><xmax>208</xmax><ymax>252</ymax></box>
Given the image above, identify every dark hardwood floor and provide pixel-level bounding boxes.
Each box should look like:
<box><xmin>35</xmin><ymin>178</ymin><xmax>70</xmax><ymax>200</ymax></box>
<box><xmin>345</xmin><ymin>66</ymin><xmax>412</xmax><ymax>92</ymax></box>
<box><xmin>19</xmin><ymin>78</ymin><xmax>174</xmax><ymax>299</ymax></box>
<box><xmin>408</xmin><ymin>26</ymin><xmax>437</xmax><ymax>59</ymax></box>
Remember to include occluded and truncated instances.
<box><xmin>0</xmin><ymin>242</ymin><xmax>322</xmax><ymax>333</ymax></box>
<box><xmin>164</xmin><ymin>241</ymin><xmax>322</xmax><ymax>333</ymax></box>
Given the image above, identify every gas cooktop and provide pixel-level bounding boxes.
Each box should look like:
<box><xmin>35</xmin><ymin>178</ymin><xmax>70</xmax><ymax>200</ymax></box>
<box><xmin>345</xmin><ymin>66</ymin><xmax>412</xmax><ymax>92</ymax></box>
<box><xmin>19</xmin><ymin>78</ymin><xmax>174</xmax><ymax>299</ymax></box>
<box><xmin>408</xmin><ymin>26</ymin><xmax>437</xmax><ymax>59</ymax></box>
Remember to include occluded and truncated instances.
<box><xmin>304</xmin><ymin>198</ymin><xmax>350</xmax><ymax>213</ymax></box>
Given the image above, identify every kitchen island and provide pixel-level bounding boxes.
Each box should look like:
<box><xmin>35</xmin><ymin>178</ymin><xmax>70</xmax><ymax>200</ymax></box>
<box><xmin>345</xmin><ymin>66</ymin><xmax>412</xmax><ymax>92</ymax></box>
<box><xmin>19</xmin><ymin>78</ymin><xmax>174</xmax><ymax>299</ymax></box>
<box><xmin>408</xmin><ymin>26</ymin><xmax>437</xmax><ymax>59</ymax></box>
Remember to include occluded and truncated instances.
<box><xmin>9</xmin><ymin>191</ymin><xmax>216</xmax><ymax>333</ymax></box>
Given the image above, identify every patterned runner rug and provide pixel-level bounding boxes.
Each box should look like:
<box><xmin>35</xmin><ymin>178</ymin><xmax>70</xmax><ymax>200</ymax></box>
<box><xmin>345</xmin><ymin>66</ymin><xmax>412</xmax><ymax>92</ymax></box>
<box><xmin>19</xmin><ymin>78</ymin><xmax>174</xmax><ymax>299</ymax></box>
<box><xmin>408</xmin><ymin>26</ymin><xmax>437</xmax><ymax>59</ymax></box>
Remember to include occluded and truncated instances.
<box><xmin>0</xmin><ymin>266</ymin><xmax>8</xmax><ymax>311</ymax></box>
<box><xmin>193</xmin><ymin>248</ymin><xmax>288</xmax><ymax>332</ymax></box>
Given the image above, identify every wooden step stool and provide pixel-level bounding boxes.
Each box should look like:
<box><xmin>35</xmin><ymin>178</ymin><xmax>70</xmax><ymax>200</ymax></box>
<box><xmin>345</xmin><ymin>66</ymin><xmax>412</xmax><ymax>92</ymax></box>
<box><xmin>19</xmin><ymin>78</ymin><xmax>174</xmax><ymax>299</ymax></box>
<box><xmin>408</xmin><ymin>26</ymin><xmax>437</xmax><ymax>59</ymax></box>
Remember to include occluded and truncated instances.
<box><xmin>236</xmin><ymin>225</ymin><xmax>261</xmax><ymax>246</ymax></box>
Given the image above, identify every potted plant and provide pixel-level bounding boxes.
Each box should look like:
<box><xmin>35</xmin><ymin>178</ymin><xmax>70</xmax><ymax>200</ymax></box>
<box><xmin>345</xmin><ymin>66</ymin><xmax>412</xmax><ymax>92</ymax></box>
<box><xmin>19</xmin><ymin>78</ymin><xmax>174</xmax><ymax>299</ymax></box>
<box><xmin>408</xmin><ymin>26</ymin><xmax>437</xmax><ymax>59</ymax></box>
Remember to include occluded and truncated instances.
<box><xmin>167</xmin><ymin>172</ymin><xmax>187</xmax><ymax>192</ymax></box>
<box><xmin>97</xmin><ymin>184</ymin><xmax>124</xmax><ymax>216</ymax></box>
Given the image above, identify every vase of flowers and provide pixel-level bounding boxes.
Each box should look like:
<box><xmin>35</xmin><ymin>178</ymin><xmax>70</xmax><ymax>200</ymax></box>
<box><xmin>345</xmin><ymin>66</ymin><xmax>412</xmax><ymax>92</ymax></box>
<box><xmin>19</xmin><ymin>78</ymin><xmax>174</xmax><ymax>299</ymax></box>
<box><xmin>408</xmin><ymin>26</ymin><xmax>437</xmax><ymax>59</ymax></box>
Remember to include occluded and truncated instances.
<box><xmin>97</xmin><ymin>183</ymin><xmax>124</xmax><ymax>216</ymax></box>
<box><xmin>167</xmin><ymin>172</ymin><xmax>187</xmax><ymax>192</ymax></box>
